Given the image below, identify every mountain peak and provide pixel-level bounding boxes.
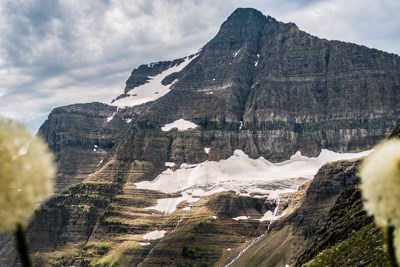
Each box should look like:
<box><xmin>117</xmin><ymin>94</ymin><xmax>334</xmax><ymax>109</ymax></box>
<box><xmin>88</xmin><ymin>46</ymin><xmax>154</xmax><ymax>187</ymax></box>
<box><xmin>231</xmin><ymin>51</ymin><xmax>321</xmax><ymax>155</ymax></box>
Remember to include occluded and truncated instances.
<box><xmin>228</xmin><ymin>7</ymin><xmax>267</xmax><ymax>19</ymax></box>
<box><xmin>222</xmin><ymin>7</ymin><xmax>269</xmax><ymax>29</ymax></box>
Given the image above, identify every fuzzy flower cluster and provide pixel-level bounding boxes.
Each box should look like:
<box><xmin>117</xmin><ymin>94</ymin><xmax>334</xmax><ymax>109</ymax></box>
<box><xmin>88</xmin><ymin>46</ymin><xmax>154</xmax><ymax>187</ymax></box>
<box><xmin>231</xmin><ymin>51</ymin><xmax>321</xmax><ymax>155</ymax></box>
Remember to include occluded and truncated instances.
<box><xmin>0</xmin><ymin>119</ymin><xmax>55</xmax><ymax>232</ymax></box>
<box><xmin>359</xmin><ymin>139</ymin><xmax>400</xmax><ymax>227</ymax></box>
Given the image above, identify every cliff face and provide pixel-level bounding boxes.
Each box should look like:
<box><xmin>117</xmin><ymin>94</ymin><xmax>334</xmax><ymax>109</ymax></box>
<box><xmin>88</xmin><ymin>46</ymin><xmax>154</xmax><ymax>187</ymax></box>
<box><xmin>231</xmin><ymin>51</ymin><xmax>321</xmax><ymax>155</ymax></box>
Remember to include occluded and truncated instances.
<box><xmin>120</xmin><ymin>7</ymin><xmax>400</xmax><ymax>160</ymax></box>
<box><xmin>37</xmin><ymin>102</ymin><xmax>138</xmax><ymax>191</ymax></box>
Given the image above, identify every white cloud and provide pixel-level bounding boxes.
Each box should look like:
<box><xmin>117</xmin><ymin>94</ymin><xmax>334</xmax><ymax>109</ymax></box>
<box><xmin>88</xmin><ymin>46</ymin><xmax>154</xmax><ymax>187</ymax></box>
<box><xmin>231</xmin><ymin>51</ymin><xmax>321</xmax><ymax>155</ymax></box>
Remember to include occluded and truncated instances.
<box><xmin>0</xmin><ymin>0</ymin><xmax>399</xmax><ymax>132</ymax></box>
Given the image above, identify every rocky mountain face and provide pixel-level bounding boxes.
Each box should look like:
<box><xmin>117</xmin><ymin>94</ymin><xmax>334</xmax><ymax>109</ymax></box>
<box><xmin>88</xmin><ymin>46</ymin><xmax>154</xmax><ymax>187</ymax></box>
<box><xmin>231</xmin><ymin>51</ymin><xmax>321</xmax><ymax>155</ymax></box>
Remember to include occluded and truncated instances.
<box><xmin>119</xmin><ymin>7</ymin><xmax>400</xmax><ymax>161</ymax></box>
<box><xmin>1</xmin><ymin>7</ymin><xmax>400</xmax><ymax>267</ymax></box>
<box><xmin>38</xmin><ymin>102</ymin><xmax>136</xmax><ymax>191</ymax></box>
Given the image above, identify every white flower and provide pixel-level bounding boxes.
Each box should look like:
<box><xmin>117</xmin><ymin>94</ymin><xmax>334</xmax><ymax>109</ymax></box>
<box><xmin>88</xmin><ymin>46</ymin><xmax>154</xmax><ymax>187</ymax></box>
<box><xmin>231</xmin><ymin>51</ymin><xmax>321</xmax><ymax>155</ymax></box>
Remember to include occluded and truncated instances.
<box><xmin>0</xmin><ymin>118</ymin><xmax>55</xmax><ymax>232</ymax></box>
<box><xmin>359</xmin><ymin>139</ymin><xmax>400</xmax><ymax>227</ymax></box>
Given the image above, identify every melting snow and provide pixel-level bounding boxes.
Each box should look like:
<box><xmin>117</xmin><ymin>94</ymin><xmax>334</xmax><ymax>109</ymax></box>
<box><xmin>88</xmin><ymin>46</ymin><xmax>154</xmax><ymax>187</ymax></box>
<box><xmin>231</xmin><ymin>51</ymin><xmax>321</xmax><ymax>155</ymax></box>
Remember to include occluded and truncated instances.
<box><xmin>145</xmin><ymin>192</ymin><xmax>198</xmax><ymax>214</ymax></box>
<box><xmin>232</xmin><ymin>216</ymin><xmax>249</xmax><ymax>221</ymax></box>
<box><xmin>161</xmin><ymin>119</ymin><xmax>198</xmax><ymax>132</ymax></box>
<box><xmin>165</xmin><ymin>162</ymin><xmax>175</xmax><ymax>168</ymax></box>
<box><xmin>136</xmin><ymin>149</ymin><xmax>370</xmax><ymax>194</ymax></box>
<box><xmin>254</xmin><ymin>54</ymin><xmax>260</xmax><ymax>66</ymax></box>
<box><xmin>106</xmin><ymin>113</ymin><xmax>116</xmax><ymax>122</ymax></box>
<box><xmin>95</xmin><ymin>159</ymin><xmax>104</xmax><ymax>168</ymax></box>
<box><xmin>112</xmin><ymin>56</ymin><xmax>197</xmax><ymax>107</ymax></box>
<box><xmin>259</xmin><ymin>211</ymin><xmax>279</xmax><ymax>222</ymax></box>
<box><xmin>136</xmin><ymin>149</ymin><xmax>371</xmax><ymax>214</ymax></box>
<box><xmin>233</xmin><ymin>49</ymin><xmax>241</xmax><ymax>57</ymax></box>
<box><xmin>143</xmin><ymin>230</ymin><xmax>166</xmax><ymax>240</ymax></box>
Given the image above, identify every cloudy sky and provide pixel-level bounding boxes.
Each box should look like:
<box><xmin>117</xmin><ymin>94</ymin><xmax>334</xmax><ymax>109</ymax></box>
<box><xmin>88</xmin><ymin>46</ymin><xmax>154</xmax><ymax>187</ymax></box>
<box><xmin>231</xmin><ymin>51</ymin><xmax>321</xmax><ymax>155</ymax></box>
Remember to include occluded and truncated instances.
<box><xmin>1</xmin><ymin>0</ymin><xmax>399</xmax><ymax>132</ymax></box>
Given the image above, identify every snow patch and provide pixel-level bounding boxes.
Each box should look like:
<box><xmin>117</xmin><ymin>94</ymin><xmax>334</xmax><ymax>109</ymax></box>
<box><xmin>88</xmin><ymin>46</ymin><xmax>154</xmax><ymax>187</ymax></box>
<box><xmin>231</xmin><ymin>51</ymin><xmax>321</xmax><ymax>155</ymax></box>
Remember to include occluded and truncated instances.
<box><xmin>144</xmin><ymin>192</ymin><xmax>198</xmax><ymax>214</ymax></box>
<box><xmin>106</xmin><ymin>113</ymin><xmax>116</xmax><ymax>122</ymax></box>
<box><xmin>232</xmin><ymin>216</ymin><xmax>249</xmax><ymax>221</ymax></box>
<box><xmin>143</xmin><ymin>230</ymin><xmax>166</xmax><ymax>240</ymax></box>
<box><xmin>259</xmin><ymin>211</ymin><xmax>279</xmax><ymax>222</ymax></box>
<box><xmin>161</xmin><ymin>119</ymin><xmax>198</xmax><ymax>132</ymax></box>
<box><xmin>95</xmin><ymin>159</ymin><xmax>104</xmax><ymax>168</ymax></box>
<box><xmin>204</xmin><ymin>148</ymin><xmax>211</xmax><ymax>154</ymax></box>
<box><xmin>254</xmin><ymin>54</ymin><xmax>260</xmax><ymax>66</ymax></box>
<box><xmin>239</xmin><ymin>121</ymin><xmax>243</xmax><ymax>130</ymax></box>
<box><xmin>112</xmin><ymin>55</ymin><xmax>197</xmax><ymax>107</ymax></box>
<box><xmin>165</xmin><ymin>162</ymin><xmax>175</xmax><ymax>168</ymax></box>
<box><xmin>233</xmin><ymin>49</ymin><xmax>241</xmax><ymax>57</ymax></box>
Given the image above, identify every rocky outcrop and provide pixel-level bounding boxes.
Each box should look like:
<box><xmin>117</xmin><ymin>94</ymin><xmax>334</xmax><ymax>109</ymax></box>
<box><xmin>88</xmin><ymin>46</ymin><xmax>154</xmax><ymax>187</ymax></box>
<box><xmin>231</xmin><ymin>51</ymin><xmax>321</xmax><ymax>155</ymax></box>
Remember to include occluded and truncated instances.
<box><xmin>38</xmin><ymin>102</ymin><xmax>136</xmax><ymax>191</ymax></box>
<box><xmin>295</xmin><ymin>178</ymin><xmax>374</xmax><ymax>266</ymax></box>
<box><xmin>286</xmin><ymin>159</ymin><xmax>363</xmax><ymax>257</ymax></box>
<box><xmin>296</xmin><ymin>121</ymin><xmax>400</xmax><ymax>266</ymax></box>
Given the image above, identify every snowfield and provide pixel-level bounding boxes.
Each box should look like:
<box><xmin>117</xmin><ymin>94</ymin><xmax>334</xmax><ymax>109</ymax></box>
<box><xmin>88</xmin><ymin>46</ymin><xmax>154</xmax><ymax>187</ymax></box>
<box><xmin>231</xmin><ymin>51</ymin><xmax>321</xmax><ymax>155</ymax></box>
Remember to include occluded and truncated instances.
<box><xmin>161</xmin><ymin>119</ymin><xmax>198</xmax><ymax>131</ymax></box>
<box><xmin>111</xmin><ymin>55</ymin><xmax>196</xmax><ymax>107</ymax></box>
<box><xmin>135</xmin><ymin>149</ymin><xmax>371</xmax><ymax>214</ymax></box>
<box><xmin>142</xmin><ymin>230</ymin><xmax>166</xmax><ymax>240</ymax></box>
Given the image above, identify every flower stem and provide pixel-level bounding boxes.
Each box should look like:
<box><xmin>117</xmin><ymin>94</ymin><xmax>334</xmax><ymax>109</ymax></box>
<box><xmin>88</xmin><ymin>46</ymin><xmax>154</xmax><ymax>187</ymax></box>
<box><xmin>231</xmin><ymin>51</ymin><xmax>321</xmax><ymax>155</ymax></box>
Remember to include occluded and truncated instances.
<box><xmin>387</xmin><ymin>226</ymin><xmax>399</xmax><ymax>267</ymax></box>
<box><xmin>13</xmin><ymin>224</ymin><xmax>32</xmax><ymax>267</ymax></box>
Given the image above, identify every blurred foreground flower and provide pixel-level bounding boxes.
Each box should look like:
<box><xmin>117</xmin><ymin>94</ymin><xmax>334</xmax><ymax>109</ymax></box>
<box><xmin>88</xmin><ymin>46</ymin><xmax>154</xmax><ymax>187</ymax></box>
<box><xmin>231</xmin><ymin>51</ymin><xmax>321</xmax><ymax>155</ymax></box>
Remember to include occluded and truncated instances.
<box><xmin>359</xmin><ymin>139</ymin><xmax>400</xmax><ymax>267</ymax></box>
<box><xmin>0</xmin><ymin>118</ymin><xmax>55</xmax><ymax>266</ymax></box>
<box><xmin>359</xmin><ymin>139</ymin><xmax>400</xmax><ymax>227</ymax></box>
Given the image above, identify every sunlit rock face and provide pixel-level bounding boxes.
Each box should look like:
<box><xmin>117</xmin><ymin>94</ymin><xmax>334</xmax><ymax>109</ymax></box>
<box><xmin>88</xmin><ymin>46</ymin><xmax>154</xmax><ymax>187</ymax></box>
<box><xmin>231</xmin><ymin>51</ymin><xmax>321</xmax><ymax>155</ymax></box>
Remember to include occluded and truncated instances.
<box><xmin>2</xmin><ymin>7</ymin><xmax>400</xmax><ymax>267</ymax></box>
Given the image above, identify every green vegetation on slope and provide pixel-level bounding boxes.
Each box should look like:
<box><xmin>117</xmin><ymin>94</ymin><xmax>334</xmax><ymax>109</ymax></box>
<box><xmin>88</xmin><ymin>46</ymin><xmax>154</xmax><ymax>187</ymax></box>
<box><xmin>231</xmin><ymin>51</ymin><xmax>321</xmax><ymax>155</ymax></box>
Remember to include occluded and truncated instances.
<box><xmin>303</xmin><ymin>223</ymin><xmax>389</xmax><ymax>267</ymax></box>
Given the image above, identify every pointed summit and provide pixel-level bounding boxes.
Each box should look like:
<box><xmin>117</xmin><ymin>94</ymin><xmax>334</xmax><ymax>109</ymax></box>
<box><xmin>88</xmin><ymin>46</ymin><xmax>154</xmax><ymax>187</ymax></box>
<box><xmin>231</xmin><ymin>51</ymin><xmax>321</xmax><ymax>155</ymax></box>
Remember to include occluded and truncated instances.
<box><xmin>217</xmin><ymin>8</ymin><xmax>269</xmax><ymax>40</ymax></box>
<box><xmin>223</xmin><ymin>7</ymin><xmax>268</xmax><ymax>26</ymax></box>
